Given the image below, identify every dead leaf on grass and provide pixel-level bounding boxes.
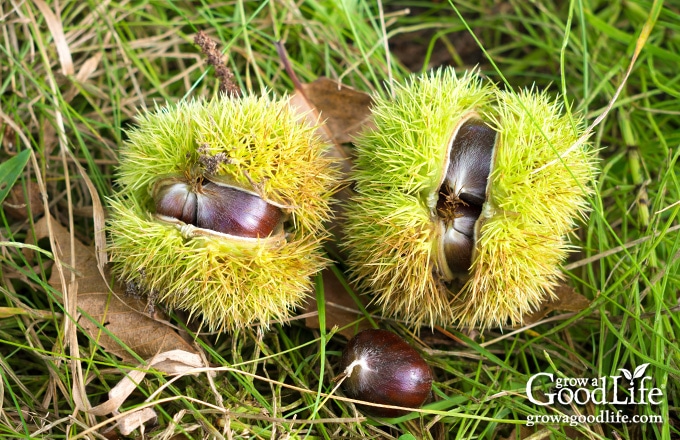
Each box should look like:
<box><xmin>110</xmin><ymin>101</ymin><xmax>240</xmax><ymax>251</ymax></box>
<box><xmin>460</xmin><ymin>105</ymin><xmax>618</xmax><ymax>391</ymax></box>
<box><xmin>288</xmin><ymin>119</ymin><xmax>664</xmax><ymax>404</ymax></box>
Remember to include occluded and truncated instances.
<box><xmin>115</xmin><ymin>408</ymin><xmax>157</xmax><ymax>437</ymax></box>
<box><xmin>3</xmin><ymin>181</ymin><xmax>44</xmax><ymax>220</ymax></box>
<box><xmin>89</xmin><ymin>349</ymin><xmax>205</xmax><ymax>436</ymax></box>
<box><xmin>30</xmin><ymin>216</ymin><xmax>197</xmax><ymax>362</ymax></box>
<box><xmin>304</xmin><ymin>268</ymin><xmax>373</xmax><ymax>339</ymax></box>
<box><xmin>291</xmin><ymin>76</ymin><xmax>374</xmax><ymax>146</ymax></box>
<box><xmin>522</xmin><ymin>283</ymin><xmax>592</xmax><ymax>325</ymax></box>
<box><xmin>277</xmin><ymin>43</ymin><xmax>378</xmax><ymax>312</ymax></box>
<box><xmin>277</xmin><ymin>43</ymin><xmax>376</xmax><ymax>262</ymax></box>
<box><xmin>277</xmin><ymin>42</ymin><xmax>373</xmax><ymax>174</ymax></box>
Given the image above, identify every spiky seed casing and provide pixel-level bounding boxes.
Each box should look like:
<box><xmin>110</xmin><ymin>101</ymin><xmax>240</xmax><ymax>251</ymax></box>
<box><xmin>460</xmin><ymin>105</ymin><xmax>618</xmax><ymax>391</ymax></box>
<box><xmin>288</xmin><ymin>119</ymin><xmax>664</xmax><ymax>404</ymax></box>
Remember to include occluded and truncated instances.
<box><xmin>457</xmin><ymin>89</ymin><xmax>597</xmax><ymax>327</ymax></box>
<box><xmin>107</xmin><ymin>94</ymin><xmax>338</xmax><ymax>332</ymax></box>
<box><xmin>344</xmin><ymin>68</ymin><xmax>597</xmax><ymax>329</ymax></box>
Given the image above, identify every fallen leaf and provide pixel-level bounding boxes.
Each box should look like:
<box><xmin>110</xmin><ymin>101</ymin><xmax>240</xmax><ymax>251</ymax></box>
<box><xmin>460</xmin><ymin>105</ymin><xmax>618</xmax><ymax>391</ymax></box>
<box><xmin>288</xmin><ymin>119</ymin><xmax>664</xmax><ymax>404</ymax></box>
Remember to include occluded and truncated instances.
<box><xmin>305</xmin><ymin>268</ymin><xmax>373</xmax><ymax>339</ymax></box>
<box><xmin>90</xmin><ymin>349</ymin><xmax>205</xmax><ymax>435</ymax></box>
<box><xmin>3</xmin><ymin>181</ymin><xmax>44</xmax><ymax>220</ymax></box>
<box><xmin>89</xmin><ymin>349</ymin><xmax>204</xmax><ymax>420</ymax></box>
<box><xmin>116</xmin><ymin>408</ymin><xmax>157</xmax><ymax>436</ymax></box>
<box><xmin>522</xmin><ymin>284</ymin><xmax>591</xmax><ymax>325</ymax></box>
<box><xmin>278</xmin><ymin>44</ymin><xmax>375</xmax><ymax>263</ymax></box>
<box><xmin>288</xmin><ymin>76</ymin><xmax>373</xmax><ymax>183</ymax></box>
<box><xmin>289</xmin><ymin>78</ymin><xmax>369</xmax><ymax>258</ymax></box>
<box><xmin>31</xmin><ymin>216</ymin><xmax>196</xmax><ymax>362</ymax></box>
<box><xmin>294</xmin><ymin>77</ymin><xmax>374</xmax><ymax>145</ymax></box>
<box><xmin>278</xmin><ymin>42</ymin><xmax>372</xmax><ymax>171</ymax></box>
<box><xmin>68</xmin><ymin>148</ymin><xmax>108</xmax><ymax>296</ymax></box>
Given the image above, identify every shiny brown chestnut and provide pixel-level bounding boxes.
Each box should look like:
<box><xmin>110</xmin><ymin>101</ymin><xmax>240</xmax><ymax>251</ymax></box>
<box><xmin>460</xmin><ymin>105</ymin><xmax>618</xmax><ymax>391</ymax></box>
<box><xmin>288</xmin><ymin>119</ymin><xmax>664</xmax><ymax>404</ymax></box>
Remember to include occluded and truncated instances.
<box><xmin>339</xmin><ymin>329</ymin><xmax>433</xmax><ymax>418</ymax></box>
<box><xmin>154</xmin><ymin>179</ymin><xmax>284</xmax><ymax>238</ymax></box>
<box><xmin>437</xmin><ymin>117</ymin><xmax>497</xmax><ymax>278</ymax></box>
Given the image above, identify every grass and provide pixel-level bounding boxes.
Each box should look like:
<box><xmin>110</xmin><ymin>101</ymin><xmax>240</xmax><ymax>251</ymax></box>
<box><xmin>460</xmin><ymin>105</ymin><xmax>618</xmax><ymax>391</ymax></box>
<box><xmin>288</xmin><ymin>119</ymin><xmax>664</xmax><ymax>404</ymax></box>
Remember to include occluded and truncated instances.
<box><xmin>0</xmin><ymin>0</ymin><xmax>679</xmax><ymax>438</ymax></box>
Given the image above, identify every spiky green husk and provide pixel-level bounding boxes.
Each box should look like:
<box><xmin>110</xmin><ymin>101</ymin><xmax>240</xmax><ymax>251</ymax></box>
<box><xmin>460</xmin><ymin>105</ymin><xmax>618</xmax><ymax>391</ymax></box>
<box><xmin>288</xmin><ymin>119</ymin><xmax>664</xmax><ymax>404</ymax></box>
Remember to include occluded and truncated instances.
<box><xmin>108</xmin><ymin>93</ymin><xmax>337</xmax><ymax>332</ymax></box>
<box><xmin>456</xmin><ymin>89</ymin><xmax>597</xmax><ymax>327</ymax></box>
<box><xmin>351</xmin><ymin>69</ymin><xmax>493</xmax><ymax>195</ymax></box>
<box><xmin>345</xmin><ymin>68</ymin><xmax>597</xmax><ymax>329</ymax></box>
<box><xmin>344</xmin><ymin>69</ymin><xmax>494</xmax><ymax>328</ymax></box>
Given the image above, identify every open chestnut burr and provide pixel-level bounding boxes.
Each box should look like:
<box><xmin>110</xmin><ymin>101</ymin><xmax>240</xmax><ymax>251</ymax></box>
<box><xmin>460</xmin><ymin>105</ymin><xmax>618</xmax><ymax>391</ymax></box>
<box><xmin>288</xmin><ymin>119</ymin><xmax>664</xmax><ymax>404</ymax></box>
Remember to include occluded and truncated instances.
<box><xmin>344</xmin><ymin>68</ymin><xmax>597</xmax><ymax>329</ymax></box>
<box><xmin>107</xmin><ymin>94</ymin><xmax>339</xmax><ymax>332</ymax></box>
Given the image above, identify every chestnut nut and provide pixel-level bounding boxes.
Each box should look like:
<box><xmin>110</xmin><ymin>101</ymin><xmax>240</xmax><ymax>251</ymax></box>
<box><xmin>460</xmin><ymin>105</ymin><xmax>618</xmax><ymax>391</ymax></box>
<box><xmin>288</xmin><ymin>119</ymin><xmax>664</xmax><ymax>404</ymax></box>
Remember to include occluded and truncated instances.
<box><xmin>339</xmin><ymin>329</ymin><xmax>433</xmax><ymax>418</ymax></box>
<box><xmin>437</xmin><ymin>117</ymin><xmax>496</xmax><ymax>279</ymax></box>
<box><xmin>154</xmin><ymin>179</ymin><xmax>284</xmax><ymax>238</ymax></box>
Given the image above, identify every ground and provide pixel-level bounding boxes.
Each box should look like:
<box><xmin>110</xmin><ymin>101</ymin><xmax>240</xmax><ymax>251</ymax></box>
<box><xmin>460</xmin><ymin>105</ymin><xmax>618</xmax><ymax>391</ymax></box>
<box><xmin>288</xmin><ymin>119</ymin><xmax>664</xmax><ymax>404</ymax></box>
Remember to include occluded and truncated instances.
<box><xmin>0</xmin><ymin>1</ymin><xmax>678</xmax><ymax>439</ymax></box>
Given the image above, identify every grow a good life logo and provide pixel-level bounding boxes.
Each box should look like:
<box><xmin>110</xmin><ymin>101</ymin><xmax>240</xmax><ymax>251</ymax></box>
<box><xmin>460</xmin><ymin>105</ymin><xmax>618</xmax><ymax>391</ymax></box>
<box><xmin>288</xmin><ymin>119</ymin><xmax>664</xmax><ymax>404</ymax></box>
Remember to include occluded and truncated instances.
<box><xmin>525</xmin><ymin>363</ymin><xmax>664</xmax><ymax>427</ymax></box>
<box><xmin>527</xmin><ymin>363</ymin><xmax>663</xmax><ymax>406</ymax></box>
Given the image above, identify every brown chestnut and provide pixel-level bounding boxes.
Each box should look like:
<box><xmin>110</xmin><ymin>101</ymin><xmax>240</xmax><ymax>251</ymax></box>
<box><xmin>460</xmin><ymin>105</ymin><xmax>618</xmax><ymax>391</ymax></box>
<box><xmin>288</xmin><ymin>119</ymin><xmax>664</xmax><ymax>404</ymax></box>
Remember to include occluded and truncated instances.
<box><xmin>339</xmin><ymin>329</ymin><xmax>433</xmax><ymax>418</ymax></box>
<box><xmin>441</xmin><ymin>117</ymin><xmax>496</xmax><ymax>207</ymax></box>
<box><xmin>154</xmin><ymin>179</ymin><xmax>283</xmax><ymax>238</ymax></box>
<box><xmin>436</xmin><ymin>117</ymin><xmax>497</xmax><ymax>278</ymax></box>
<box><xmin>155</xmin><ymin>182</ymin><xmax>198</xmax><ymax>225</ymax></box>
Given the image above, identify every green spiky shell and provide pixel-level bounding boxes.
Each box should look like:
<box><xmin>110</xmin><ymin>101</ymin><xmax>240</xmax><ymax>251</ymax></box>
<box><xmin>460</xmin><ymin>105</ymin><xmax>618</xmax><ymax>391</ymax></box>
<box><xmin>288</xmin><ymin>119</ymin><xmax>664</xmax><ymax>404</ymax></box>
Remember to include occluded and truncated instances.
<box><xmin>107</xmin><ymin>93</ymin><xmax>338</xmax><ymax>332</ymax></box>
<box><xmin>344</xmin><ymin>68</ymin><xmax>597</xmax><ymax>329</ymax></box>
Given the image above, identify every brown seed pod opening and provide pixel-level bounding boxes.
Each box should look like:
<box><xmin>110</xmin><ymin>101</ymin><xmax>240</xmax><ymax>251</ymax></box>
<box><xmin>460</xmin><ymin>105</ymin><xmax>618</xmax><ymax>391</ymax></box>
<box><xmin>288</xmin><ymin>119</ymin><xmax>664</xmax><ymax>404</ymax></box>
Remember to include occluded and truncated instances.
<box><xmin>154</xmin><ymin>178</ymin><xmax>285</xmax><ymax>239</ymax></box>
<box><xmin>436</xmin><ymin>116</ymin><xmax>497</xmax><ymax>280</ymax></box>
<box><xmin>345</xmin><ymin>70</ymin><xmax>598</xmax><ymax>330</ymax></box>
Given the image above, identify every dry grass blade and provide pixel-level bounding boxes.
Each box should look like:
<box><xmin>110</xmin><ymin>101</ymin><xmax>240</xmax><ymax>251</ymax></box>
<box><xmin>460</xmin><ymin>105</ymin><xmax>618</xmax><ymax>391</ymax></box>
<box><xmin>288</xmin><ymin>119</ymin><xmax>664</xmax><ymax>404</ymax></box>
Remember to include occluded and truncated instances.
<box><xmin>32</xmin><ymin>0</ymin><xmax>74</xmax><ymax>75</ymax></box>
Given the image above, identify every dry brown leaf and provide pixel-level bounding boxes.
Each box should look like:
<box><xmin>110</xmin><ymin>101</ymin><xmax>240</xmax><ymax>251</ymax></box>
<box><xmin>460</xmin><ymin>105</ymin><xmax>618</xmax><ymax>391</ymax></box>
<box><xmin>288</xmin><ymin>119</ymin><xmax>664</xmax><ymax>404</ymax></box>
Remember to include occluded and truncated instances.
<box><xmin>31</xmin><ymin>216</ymin><xmax>196</xmax><ymax>362</ymax></box>
<box><xmin>88</xmin><ymin>349</ymin><xmax>204</xmax><ymax>435</ymax></box>
<box><xmin>88</xmin><ymin>370</ymin><xmax>148</xmax><ymax>417</ymax></box>
<box><xmin>3</xmin><ymin>181</ymin><xmax>44</xmax><ymax>220</ymax></box>
<box><xmin>305</xmin><ymin>268</ymin><xmax>373</xmax><ymax>339</ymax></box>
<box><xmin>522</xmin><ymin>283</ymin><xmax>592</xmax><ymax>325</ymax></box>
<box><xmin>67</xmin><ymin>148</ymin><xmax>108</xmax><ymax>287</ymax></box>
<box><xmin>278</xmin><ymin>42</ymin><xmax>373</xmax><ymax>262</ymax></box>
<box><xmin>96</xmin><ymin>349</ymin><xmax>203</xmax><ymax>435</ymax></box>
<box><xmin>287</xmin><ymin>76</ymin><xmax>372</xmax><ymax>178</ymax></box>
<box><xmin>296</xmin><ymin>77</ymin><xmax>373</xmax><ymax>145</ymax></box>
<box><xmin>275</xmin><ymin>46</ymin><xmax>379</xmax><ymax>331</ymax></box>
<box><xmin>116</xmin><ymin>408</ymin><xmax>157</xmax><ymax>436</ymax></box>
<box><xmin>288</xmin><ymin>77</ymin><xmax>373</xmax><ymax>260</ymax></box>
<box><xmin>289</xmin><ymin>77</ymin><xmax>372</xmax><ymax>179</ymax></box>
